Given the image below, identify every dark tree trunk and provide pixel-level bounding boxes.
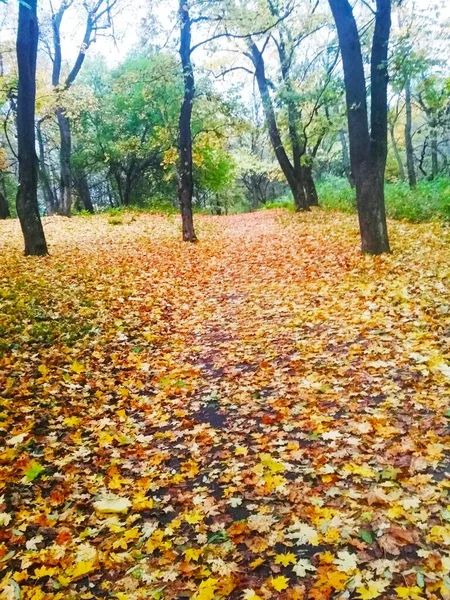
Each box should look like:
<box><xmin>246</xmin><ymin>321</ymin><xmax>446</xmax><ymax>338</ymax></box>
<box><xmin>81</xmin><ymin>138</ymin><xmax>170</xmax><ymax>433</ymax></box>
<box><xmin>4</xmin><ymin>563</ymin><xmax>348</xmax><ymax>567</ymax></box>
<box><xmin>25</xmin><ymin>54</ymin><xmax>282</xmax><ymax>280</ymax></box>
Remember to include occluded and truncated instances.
<box><xmin>250</xmin><ymin>41</ymin><xmax>309</xmax><ymax>211</ymax></box>
<box><xmin>404</xmin><ymin>78</ymin><xmax>416</xmax><ymax>188</ymax></box>
<box><xmin>339</xmin><ymin>129</ymin><xmax>354</xmax><ymax>188</ymax></box>
<box><xmin>302</xmin><ymin>166</ymin><xmax>318</xmax><ymax>206</ymax></box>
<box><xmin>430</xmin><ymin>127</ymin><xmax>439</xmax><ymax>179</ymax></box>
<box><xmin>75</xmin><ymin>170</ymin><xmax>94</xmax><ymax>213</ymax></box>
<box><xmin>274</xmin><ymin>31</ymin><xmax>318</xmax><ymax>208</ymax></box>
<box><xmin>56</xmin><ymin>107</ymin><xmax>72</xmax><ymax>216</ymax></box>
<box><xmin>0</xmin><ymin>184</ymin><xmax>10</xmax><ymax>219</ymax></box>
<box><xmin>177</xmin><ymin>0</ymin><xmax>197</xmax><ymax>242</ymax></box>
<box><xmin>390</xmin><ymin>124</ymin><xmax>405</xmax><ymax>181</ymax></box>
<box><xmin>328</xmin><ymin>0</ymin><xmax>390</xmax><ymax>255</ymax></box>
<box><xmin>37</xmin><ymin>119</ymin><xmax>58</xmax><ymax>214</ymax></box>
<box><xmin>16</xmin><ymin>0</ymin><xmax>48</xmax><ymax>256</ymax></box>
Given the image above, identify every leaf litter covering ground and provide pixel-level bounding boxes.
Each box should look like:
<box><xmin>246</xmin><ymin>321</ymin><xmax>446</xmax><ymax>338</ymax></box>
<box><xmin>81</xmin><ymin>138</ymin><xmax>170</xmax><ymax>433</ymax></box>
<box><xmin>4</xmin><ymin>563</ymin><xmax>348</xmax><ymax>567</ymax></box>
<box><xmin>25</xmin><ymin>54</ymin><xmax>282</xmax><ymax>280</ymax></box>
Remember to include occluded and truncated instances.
<box><xmin>0</xmin><ymin>210</ymin><xmax>450</xmax><ymax>600</ymax></box>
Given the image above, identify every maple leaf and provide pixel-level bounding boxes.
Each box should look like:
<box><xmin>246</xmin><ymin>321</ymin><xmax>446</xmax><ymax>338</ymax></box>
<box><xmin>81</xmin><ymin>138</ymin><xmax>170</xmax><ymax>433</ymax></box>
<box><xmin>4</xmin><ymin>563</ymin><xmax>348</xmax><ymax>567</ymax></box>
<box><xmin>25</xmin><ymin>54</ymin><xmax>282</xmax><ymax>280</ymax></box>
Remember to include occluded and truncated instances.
<box><xmin>357</xmin><ymin>581</ymin><xmax>389</xmax><ymax>599</ymax></box>
<box><xmin>184</xmin><ymin>510</ymin><xmax>204</xmax><ymax>524</ymax></box>
<box><xmin>24</xmin><ymin>461</ymin><xmax>45</xmax><ymax>482</ymax></box>
<box><xmin>286</xmin><ymin>520</ymin><xmax>319</xmax><ymax>545</ymax></box>
<box><xmin>270</xmin><ymin>575</ymin><xmax>290</xmax><ymax>592</ymax></box>
<box><xmin>70</xmin><ymin>361</ymin><xmax>85</xmax><ymax>374</ymax></box>
<box><xmin>334</xmin><ymin>551</ymin><xmax>358</xmax><ymax>573</ymax></box>
<box><xmin>292</xmin><ymin>559</ymin><xmax>316</xmax><ymax>577</ymax></box>
<box><xmin>242</xmin><ymin>590</ymin><xmax>262</xmax><ymax>600</ymax></box>
<box><xmin>93</xmin><ymin>495</ymin><xmax>131</xmax><ymax>514</ymax></box>
<box><xmin>193</xmin><ymin>578</ymin><xmax>218</xmax><ymax>600</ymax></box>
<box><xmin>275</xmin><ymin>552</ymin><xmax>297</xmax><ymax>566</ymax></box>
<box><xmin>395</xmin><ymin>587</ymin><xmax>424</xmax><ymax>599</ymax></box>
<box><xmin>34</xmin><ymin>566</ymin><xmax>57</xmax><ymax>579</ymax></box>
<box><xmin>0</xmin><ymin>513</ymin><xmax>11</xmax><ymax>526</ymax></box>
<box><xmin>70</xmin><ymin>560</ymin><xmax>95</xmax><ymax>579</ymax></box>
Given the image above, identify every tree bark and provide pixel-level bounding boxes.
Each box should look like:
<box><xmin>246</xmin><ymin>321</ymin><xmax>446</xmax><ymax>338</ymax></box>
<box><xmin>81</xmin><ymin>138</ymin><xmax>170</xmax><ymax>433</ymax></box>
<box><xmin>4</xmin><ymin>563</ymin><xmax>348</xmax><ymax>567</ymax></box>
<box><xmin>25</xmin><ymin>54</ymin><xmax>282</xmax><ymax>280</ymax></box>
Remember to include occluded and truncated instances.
<box><xmin>274</xmin><ymin>31</ymin><xmax>318</xmax><ymax>208</ymax></box>
<box><xmin>390</xmin><ymin>123</ymin><xmax>405</xmax><ymax>181</ymax></box>
<box><xmin>37</xmin><ymin>119</ymin><xmax>58</xmax><ymax>214</ymax></box>
<box><xmin>16</xmin><ymin>0</ymin><xmax>48</xmax><ymax>255</ymax></box>
<box><xmin>302</xmin><ymin>166</ymin><xmax>318</xmax><ymax>206</ymax></box>
<box><xmin>339</xmin><ymin>129</ymin><xmax>354</xmax><ymax>187</ymax></box>
<box><xmin>328</xmin><ymin>0</ymin><xmax>390</xmax><ymax>255</ymax></box>
<box><xmin>0</xmin><ymin>183</ymin><xmax>10</xmax><ymax>219</ymax></box>
<box><xmin>404</xmin><ymin>78</ymin><xmax>416</xmax><ymax>188</ymax></box>
<box><xmin>75</xmin><ymin>169</ymin><xmax>94</xmax><ymax>213</ymax></box>
<box><xmin>430</xmin><ymin>127</ymin><xmax>439</xmax><ymax>179</ymax></box>
<box><xmin>177</xmin><ymin>1</ymin><xmax>197</xmax><ymax>242</ymax></box>
<box><xmin>56</xmin><ymin>107</ymin><xmax>72</xmax><ymax>216</ymax></box>
<box><xmin>250</xmin><ymin>41</ymin><xmax>309</xmax><ymax>211</ymax></box>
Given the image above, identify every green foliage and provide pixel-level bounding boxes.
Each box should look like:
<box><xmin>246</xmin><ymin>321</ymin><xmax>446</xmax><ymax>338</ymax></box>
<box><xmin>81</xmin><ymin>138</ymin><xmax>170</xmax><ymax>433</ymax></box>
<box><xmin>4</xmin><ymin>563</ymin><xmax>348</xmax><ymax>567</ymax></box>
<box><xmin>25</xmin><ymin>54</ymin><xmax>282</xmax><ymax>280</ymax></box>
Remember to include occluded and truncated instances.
<box><xmin>317</xmin><ymin>176</ymin><xmax>450</xmax><ymax>222</ymax></box>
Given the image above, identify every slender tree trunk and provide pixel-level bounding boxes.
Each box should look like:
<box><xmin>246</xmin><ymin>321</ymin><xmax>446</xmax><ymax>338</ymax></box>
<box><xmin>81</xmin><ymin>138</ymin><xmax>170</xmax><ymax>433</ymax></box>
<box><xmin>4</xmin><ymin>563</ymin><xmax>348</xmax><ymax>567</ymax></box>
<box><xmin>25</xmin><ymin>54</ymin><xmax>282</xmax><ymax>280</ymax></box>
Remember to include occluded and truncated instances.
<box><xmin>177</xmin><ymin>0</ymin><xmax>197</xmax><ymax>242</ymax></box>
<box><xmin>16</xmin><ymin>0</ymin><xmax>48</xmax><ymax>256</ymax></box>
<box><xmin>0</xmin><ymin>183</ymin><xmax>10</xmax><ymax>219</ymax></box>
<box><xmin>404</xmin><ymin>78</ymin><xmax>416</xmax><ymax>188</ymax></box>
<box><xmin>430</xmin><ymin>127</ymin><xmax>438</xmax><ymax>179</ymax></box>
<box><xmin>56</xmin><ymin>107</ymin><xmax>72</xmax><ymax>216</ymax></box>
<box><xmin>37</xmin><ymin>120</ymin><xmax>58</xmax><ymax>214</ymax></box>
<box><xmin>328</xmin><ymin>0</ymin><xmax>390</xmax><ymax>255</ymax></box>
<box><xmin>390</xmin><ymin>124</ymin><xmax>405</xmax><ymax>181</ymax></box>
<box><xmin>75</xmin><ymin>170</ymin><xmax>94</xmax><ymax>213</ymax></box>
<box><xmin>274</xmin><ymin>31</ymin><xmax>318</xmax><ymax>208</ymax></box>
<box><xmin>250</xmin><ymin>41</ymin><xmax>309</xmax><ymax>211</ymax></box>
<box><xmin>339</xmin><ymin>129</ymin><xmax>354</xmax><ymax>188</ymax></box>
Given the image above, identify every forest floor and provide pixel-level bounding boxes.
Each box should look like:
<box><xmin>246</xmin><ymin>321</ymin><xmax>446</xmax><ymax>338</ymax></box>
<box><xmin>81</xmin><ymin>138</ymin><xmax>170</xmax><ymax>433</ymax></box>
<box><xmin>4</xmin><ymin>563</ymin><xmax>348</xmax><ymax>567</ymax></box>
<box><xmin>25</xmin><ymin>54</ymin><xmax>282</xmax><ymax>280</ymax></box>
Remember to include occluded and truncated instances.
<box><xmin>1</xmin><ymin>209</ymin><xmax>450</xmax><ymax>600</ymax></box>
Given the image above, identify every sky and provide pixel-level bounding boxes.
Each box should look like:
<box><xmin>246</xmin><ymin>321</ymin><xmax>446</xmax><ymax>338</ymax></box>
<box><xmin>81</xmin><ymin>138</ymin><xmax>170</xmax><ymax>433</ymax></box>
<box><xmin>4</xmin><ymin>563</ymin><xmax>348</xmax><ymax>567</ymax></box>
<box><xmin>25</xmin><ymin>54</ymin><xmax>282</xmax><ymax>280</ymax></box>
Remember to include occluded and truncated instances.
<box><xmin>1</xmin><ymin>0</ymin><xmax>449</xmax><ymax>73</ymax></box>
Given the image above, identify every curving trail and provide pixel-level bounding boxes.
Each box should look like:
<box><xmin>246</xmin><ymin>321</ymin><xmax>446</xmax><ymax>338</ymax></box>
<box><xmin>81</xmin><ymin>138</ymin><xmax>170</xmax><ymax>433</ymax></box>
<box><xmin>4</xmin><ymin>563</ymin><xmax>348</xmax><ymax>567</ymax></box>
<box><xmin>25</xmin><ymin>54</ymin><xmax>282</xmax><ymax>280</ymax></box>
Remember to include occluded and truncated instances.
<box><xmin>0</xmin><ymin>210</ymin><xmax>450</xmax><ymax>600</ymax></box>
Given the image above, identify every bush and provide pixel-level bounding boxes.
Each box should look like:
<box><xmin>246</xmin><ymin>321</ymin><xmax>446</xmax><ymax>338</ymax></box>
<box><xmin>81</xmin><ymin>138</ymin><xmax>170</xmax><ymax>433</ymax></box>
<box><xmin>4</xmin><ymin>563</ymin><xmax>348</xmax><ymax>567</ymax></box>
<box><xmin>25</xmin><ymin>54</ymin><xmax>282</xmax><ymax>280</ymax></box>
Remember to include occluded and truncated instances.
<box><xmin>317</xmin><ymin>176</ymin><xmax>450</xmax><ymax>223</ymax></box>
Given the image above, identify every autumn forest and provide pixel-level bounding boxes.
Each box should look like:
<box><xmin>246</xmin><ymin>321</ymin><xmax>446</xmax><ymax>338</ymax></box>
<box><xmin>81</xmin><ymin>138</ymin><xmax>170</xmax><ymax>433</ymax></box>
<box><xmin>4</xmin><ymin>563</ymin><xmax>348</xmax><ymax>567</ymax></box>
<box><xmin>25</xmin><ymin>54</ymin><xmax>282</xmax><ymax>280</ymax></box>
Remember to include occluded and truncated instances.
<box><xmin>1</xmin><ymin>0</ymin><xmax>450</xmax><ymax>599</ymax></box>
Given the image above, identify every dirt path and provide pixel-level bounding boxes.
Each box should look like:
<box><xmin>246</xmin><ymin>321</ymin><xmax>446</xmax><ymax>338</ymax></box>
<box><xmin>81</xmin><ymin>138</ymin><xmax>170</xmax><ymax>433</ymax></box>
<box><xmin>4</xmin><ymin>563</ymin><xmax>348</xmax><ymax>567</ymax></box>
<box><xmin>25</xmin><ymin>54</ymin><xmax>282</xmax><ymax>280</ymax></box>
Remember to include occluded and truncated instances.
<box><xmin>1</xmin><ymin>210</ymin><xmax>450</xmax><ymax>599</ymax></box>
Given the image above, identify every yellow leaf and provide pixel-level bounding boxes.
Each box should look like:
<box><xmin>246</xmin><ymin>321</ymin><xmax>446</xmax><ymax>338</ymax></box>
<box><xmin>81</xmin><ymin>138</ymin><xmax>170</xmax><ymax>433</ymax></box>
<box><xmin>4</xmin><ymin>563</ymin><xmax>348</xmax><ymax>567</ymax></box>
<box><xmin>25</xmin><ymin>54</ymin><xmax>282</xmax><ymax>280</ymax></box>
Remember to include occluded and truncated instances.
<box><xmin>34</xmin><ymin>566</ymin><xmax>57</xmax><ymax>579</ymax></box>
<box><xmin>124</xmin><ymin>528</ymin><xmax>140</xmax><ymax>541</ymax></box>
<box><xmin>38</xmin><ymin>365</ymin><xmax>49</xmax><ymax>376</ymax></box>
<box><xmin>184</xmin><ymin>510</ymin><xmax>203</xmax><ymax>524</ymax></box>
<box><xmin>395</xmin><ymin>587</ymin><xmax>424</xmax><ymax>600</ymax></box>
<box><xmin>250</xmin><ymin>557</ymin><xmax>264</xmax><ymax>569</ymax></box>
<box><xmin>184</xmin><ymin>548</ymin><xmax>202</xmax><ymax>562</ymax></box>
<box><xmin>70</xmin><ymin>561</ymin><xmax>95</xmax><ymax>579</ymax></box>
<box><xmin>243</xmin><ymin>591</ymin><xmax>262</xmax><ymax>600</ymax></box>
<box><xmin>357</xmin><ymin>581</ymin><xmax>388</xmax><ymax>600</ymax></box>
<box><xmin>64</xmin><ymin>416</ymin><xmax>81</xmax><ymax>427</ymax></box>
<box><xmin>275</xmin><ymin>553</ymin><xmax>296</xmax><ymax>567</ymax></box>
<box><xmin>271</xmin><ymin>575</ymin><xmax>289</xmax><ymax>592</ymax></box>
<box><xmin>193</xmin><ymin>577</ymin><xmax>218</xmax><ymax>600</ymax></box>
<box><xmin>70</xmin><ymin>361</ymin><xmax>85</xmax><ymax>374</ymax></box>
<box><xmin>235</xmin><ymin>446</ymin><xmax>248</xmax><ymax>456</ymax></box>
<box><xmin>259</xmin><ymin>453</ymin><xmax>285</xmax><ymax>473</ymax></box>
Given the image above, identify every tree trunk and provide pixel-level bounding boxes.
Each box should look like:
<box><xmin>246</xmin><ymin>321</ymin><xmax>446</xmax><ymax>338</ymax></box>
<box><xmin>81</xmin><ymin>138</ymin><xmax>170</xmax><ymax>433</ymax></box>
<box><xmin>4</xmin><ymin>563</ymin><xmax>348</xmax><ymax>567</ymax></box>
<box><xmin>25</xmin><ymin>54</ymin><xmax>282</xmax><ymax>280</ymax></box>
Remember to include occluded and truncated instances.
<box><xmin>302</xmin><ymin>165</ymin><xmax>319</xmax><ymax>206</ymax></box>
<box><xmin>56</xmin><ymin>107</ymin><xmax>72</xmax><ymax>216</ymax></box>
<box><xmin>0</xmin><ymin>185</ymin><xmax>10</xmax><ymax>219</ymax></box>
<box><xmin>15</xmin><ymin>0</ymin><xmax>48</xmax><ymax>256</ymax></box>
<box><xmin>390</xmin><ymin>124</ymin><xmax>405</xmax><ymax>181</ymax></box>
<box><xmin>328</xmin><ymin>0</ymin><xmax>390</xmax><ymax>255</ymax></box>
<box><xmin>250</xmin><ymin>41</ymin><xmax>309</xmax><ymax>211</ymax></box>
<box><xmin>404</xmin><ymin>78</ymin><xmax>416</xmax><ymax>188</ymax></box>
<box><xmin>339</xmin><ymin>129</ymin><xmax>354</xmax><ymax>187</ymax></box>
<box><xmin>274</xmin><ymin>31</ymin><xmax>318</xmax><ymax>208</ymax></box>
<box><xmin>430</xmin><ymin>127</ymin><xmax>438</xmax><ymax>179</ymax></box>
<box><xmin>37</xmin><ymin>120</ymin><xmax>58</xmax><ymax>214</ymax></box>
<box><xmin>75</xmin><ymin>170</ymin><xmax>94</xmax><ymax>213</ymax></box>
<box><xmin>177</xmin><ymin>0</ymin><xmax>197</xmax><ymax>242</ymax></box>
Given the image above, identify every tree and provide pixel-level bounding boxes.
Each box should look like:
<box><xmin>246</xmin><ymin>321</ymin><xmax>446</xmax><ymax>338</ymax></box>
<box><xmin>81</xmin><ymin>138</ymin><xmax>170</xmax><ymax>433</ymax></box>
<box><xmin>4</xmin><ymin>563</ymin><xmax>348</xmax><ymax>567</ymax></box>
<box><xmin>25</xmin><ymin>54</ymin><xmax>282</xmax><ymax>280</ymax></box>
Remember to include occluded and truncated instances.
<box><xmin>177</xmin><ymin>0</ymin><xmax>197</xmax><ymax>241</ymax></box>
<box><xmin>42</xmin><ymin>0</ymin><xmax>117</xmax><ymax>216</ymax></box>
<box><xmin>16</xmin><ymin>0</ymin><xmax>48</xmax><ymax>255</ymax></box>
<box><xmin>328</xmin><ymin>0</ymin><xmax>391</xmax><ymax>254</ymax></box>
